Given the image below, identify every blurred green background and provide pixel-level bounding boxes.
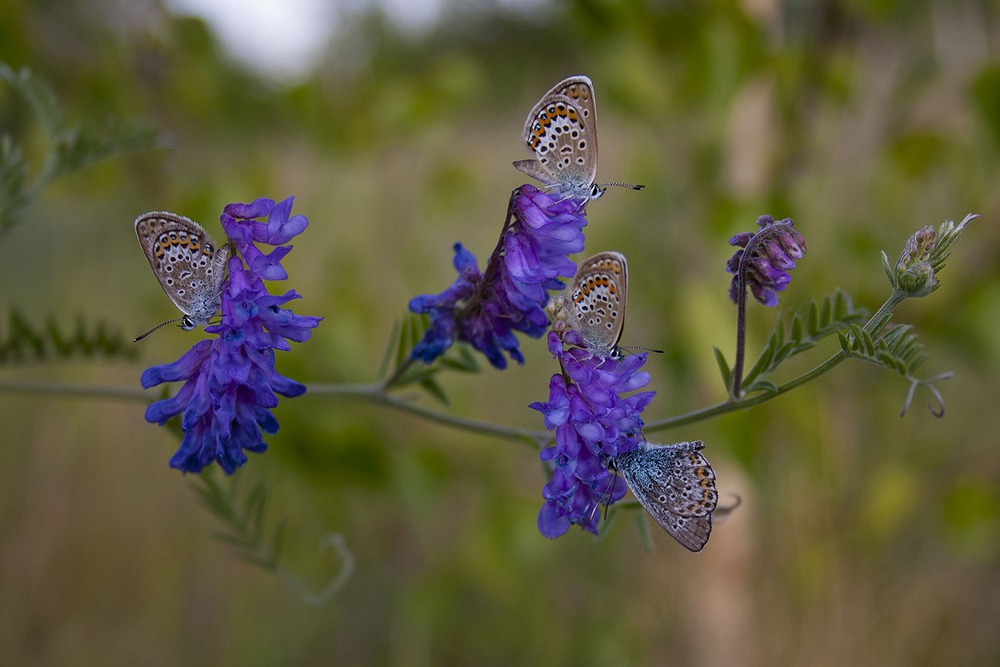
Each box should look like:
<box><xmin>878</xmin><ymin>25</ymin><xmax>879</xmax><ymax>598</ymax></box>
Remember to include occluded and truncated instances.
<box><xmin>2</xmin><ymin>0</ymin><xmax>999</xmax><ymax>665</ymax></box>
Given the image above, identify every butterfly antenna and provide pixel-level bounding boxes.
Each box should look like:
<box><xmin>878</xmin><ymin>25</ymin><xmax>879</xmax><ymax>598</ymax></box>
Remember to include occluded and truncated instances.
<box><xmin>133</xmin><ymin>317</ymin><xmax>183</xmax><ymax>342</ymax></box>
<box><xmin>619</xmin><ymin>345</ymin><xmax>665</xmax><ymax>355</ymax></box>
<box><xmin>603</xmin><ymin>473</ymin><xmax>620</xmax><ymax>522</ymax></box>
<box><xmin>599</xmin><ymin>182</ymin><xmax>645</xmax><ymax>191</ymax></box>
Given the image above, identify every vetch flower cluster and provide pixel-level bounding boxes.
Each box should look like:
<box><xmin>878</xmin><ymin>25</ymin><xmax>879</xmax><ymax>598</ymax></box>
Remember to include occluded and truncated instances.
<box><xmin>886</xmin><ymin>214</ymin><xmax>976</xmax><ymax>298</ymax></box>
<box><xmin>408</xmin><ymin>185</ymin><xmax>587</xmax><ymax>369</ymax></box>
<box><xmin>530</xmin><ymin>329</ymin><xmax>656</xmax><ymax>538</ymax></box>
<box><xmin>727</xmin><ymin>215</ymin><xmax>807</xmax><ymax>307</ymax></box>
<box><xmin>141</xmin><ymin>197</ymin><xmax>321</xmax><ymax>474</ymax></box>
<box><xmin>894</xmin><ymin>226</ymin><xmax>937</xmax><ymax>297</ymax></box>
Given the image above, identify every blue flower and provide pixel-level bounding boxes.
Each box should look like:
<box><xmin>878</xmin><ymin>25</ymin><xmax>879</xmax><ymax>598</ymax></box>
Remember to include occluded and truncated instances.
<box><xmin>530</xmin><ymin>330</ymin><xmax>656</xmax><ymax>538</ymax></box>
<box><xmin>141</xmin><ymin>197</ymin><xmax>321</xmax><ymax>474</ymax></box>
<box><xmin>727</xmin><ymin>215</ymin><xmax>807</xmax><ymax>307</ymax></box>
<box><xmin>409</xmin><ymin>185</ymin><xmax>587</xmax><ymax>369</ymax></box>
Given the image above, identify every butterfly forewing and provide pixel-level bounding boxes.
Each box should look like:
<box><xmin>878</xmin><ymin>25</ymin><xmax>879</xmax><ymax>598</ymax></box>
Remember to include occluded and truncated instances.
<box><xmin>571</xmin><ymin>251</ymin><xmax>627</xmax><ymax>357</ymax></box>
<box><xmin>134</xmin><ymin>211</ymin><xmax>229</xmax><ymax>329</ymax></box>
<box><xmin>514</xmin><ymin>75</ymin><xmax>600</xmax><ymax>200</ymax></box>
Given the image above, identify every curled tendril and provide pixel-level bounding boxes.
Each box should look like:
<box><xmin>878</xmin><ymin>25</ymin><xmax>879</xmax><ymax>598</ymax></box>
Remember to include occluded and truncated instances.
<box><xmin>277</xmin><ymin>532</ymin><xmax>355</xmax><ymax>607</ymax></box>
<box><xmin>713</xmin><ymin>494</ymin><xmax>743</xmax><ymax>522</ymax></box>
<box><xmin>900</xmin><ymin>372</ymin><xmax>953</xmax><ymax>418</ymax></box>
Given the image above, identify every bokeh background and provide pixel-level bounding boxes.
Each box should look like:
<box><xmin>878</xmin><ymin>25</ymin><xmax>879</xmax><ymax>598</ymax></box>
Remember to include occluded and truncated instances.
<box><xmin>2</xmin><ymin>0</ymin><xmax>999</xmax><ymax>665</ymax></box>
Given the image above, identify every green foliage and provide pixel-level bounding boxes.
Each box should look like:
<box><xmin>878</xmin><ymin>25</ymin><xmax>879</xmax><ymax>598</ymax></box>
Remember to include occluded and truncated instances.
<box><xmin>0</xmin><ymin>136</ymin><xmax>27</xmax><ymax>235</ymax></box>
<box><xmin>192</xmin><ymin>471</ymin><xmax>354</xmax><ymax>606</ymax></box>
<box><xmin>0</xmin><ymin>308</ymin><xmax>135</xmax><ymax>363</ymax></box>
<box><xmin>839</xmin><ymin>322</ymin><xmax>927</xmax><ymax>378</ymax></box>
<box><xmin>838</xmin><ymin>320</ymin><xmax>952</xmax><ymax>416</ymax></box>
<box><xmin>0</xmin><ymin>63</ymin><xmax>159</xmax><ymax>236</ymax></box>
<box><xmin>380</xmin><ymin>312</ymin><xmax>479</xmax><ymax>403</ymax></box>
<box><xmin>193</xmin><ymin>470</ymin><xmax>287</xmax><ymax>570</ymax></box>
<box><xmin>717</xmin><ymin>290</ymin><xmax>867</xmax><ymax>396</ymax></box>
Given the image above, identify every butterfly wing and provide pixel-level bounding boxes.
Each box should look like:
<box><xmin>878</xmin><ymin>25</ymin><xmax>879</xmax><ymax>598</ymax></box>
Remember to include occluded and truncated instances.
<box><xmin>134</xmin><ymin>211</ymin><xmax>227</xmax><ymax>328</ymax></box>
<box><xmin>616</xmin><ymin>441</ymin><xmax>718</xmax><ymax>552</ymax></box>
<box><xmin>571</xmin><ymin>251</ymin><xmax>627</xmax><ymax>357</ymax></box>
<box><xmin>514</xmin><ymin>75</ymin><xmax>599</xmax><ymax>199</ymax></box>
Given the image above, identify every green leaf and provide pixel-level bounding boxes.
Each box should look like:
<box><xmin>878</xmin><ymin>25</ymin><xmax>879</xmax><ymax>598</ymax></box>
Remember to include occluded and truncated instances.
<box><xmin>743</xmin><ymin>378</ymin><xmax>779</xmax><ymax>396</ymax></box>
<box><xmin>740</xmin><ymin>291</ymin><xmax>867</xmax><ymax>389</ymax></box>
<box><xmin>51</xmin><ymin>116</ymin><xmax>159</xmax><ymax>179</ymax></box>
<box><xmin>790</xmin><ymin>311</ymin><xmax>805</xmax><ymax>343</ymax></box>
<box><xmin>635</xmin><ymin>511</ymin><xmax>655</xmax><ymax>552</ymax></box>
<box><xmin>0</xmin><ymin>137</ymin><xmax>28</xmax><ymax>235</ymax></box>
<box><xmin>881</xmin><ymin>250</ymin><xmax>895</xmax><ymax>287</ymax></box>
<box><xmin>376</xmin><ymin>319</ymin><xmax>401</xmax><ymax>380</ymax></box>
<box><xmin>713</xmin><ymin>346</ymin><xmax>732</xmax><ymax>388</ymax></box>
<box><xmin>0</xmin><ymin>64</ymin><xmax>64</xmax><ymax>136</ymax></box>
<box><xmin>419</xmin><ymin>377</ymin><xmax>450</xmax><ymax>405</ymax></box>
<box><xmin>808</xmin><ymin>299</ymin><xmax>820</xmax><ymax>333</ymax></box>
<box><xmin>0</xmin><ymin>308</ymin><xmax>135</xmax><ymax>364</ymax></box>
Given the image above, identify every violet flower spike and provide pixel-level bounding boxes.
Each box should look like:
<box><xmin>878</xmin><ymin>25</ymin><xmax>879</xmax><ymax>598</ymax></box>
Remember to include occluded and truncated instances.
<box><xmin>727</xmin><ymin>215</ymin><xmax>807</xmax><ymax>307</ymax></box>
<box><xmin>141</xmin><ymin>197</ymin><xmax>321</xmax><ymax>474</ymax></box>
<box><xmin>726</xmin><ymin>214</ymin><xmax>807</xmax><ymax>399</ymax></box>
<box><xmin>408</xmin><ymin>185</ymin><xmax>587</xmax><ymax>369</ymax></box>
<box><xmin>530</xmin><ymin>331</ymin><xmax>656</xmax><ymax>538</ymax></box>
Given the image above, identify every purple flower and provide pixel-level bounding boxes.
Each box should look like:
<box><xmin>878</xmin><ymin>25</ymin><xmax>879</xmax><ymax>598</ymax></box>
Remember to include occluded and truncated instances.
<box><xmin>727</xmin><ymin>215</ymin><xmax>807</xmax><ymax>307</ymax></box>
<box><xmin>530</xmin><ymin>330</ymin><xmax>656</xmax><ymax>538</ymax></box>
<box><xmin>409</xmin><ymin>185</ymin><xmax>586</xmax><ymax>369</ymax></box>
<box><xmin>141</xmin><ymin>197</ymin><xmax>321</xmax><ymax>474</ymax></box>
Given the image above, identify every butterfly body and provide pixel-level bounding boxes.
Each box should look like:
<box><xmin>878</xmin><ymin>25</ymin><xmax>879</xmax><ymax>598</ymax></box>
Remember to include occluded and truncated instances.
<box><xmin>134</xmin><ymin>211</ymin><xmax>230</xmax><ymax>331</ymax></box>
<box><xmin>613</xmin><ymin>440</ymin><xmax>718</xmax><ymax>552</ymax></box>
<box><xmin>570</xmin><ymin>251</ymin><xmax>627</xmax><ymax>358</ymax></box>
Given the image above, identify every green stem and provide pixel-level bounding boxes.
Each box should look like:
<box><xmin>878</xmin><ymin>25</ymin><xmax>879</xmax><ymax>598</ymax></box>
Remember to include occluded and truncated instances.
<box><xmin>0</xmin><ymin>379</ymin><xmax>148</xmax><ymax>401</ymax></box>
<box><xmin>646</xmin><ymin>289</ymin><xmax>908</xmax><ymax>433</ymax></box>
<box><xmin>307</xmin><ymin>383</ymin><xmax>550</xmax><ymax>446</ymax></box>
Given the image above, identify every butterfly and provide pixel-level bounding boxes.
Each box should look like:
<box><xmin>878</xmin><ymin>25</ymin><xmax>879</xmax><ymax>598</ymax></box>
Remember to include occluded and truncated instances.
<box><xmin>570</xmin><ymin>251</ymin><xmax>628</xmax><ymax>358</ymax></box>
<box><xmin>613</xmin><ymin>440</ymin><xmax>719</xmax><ymax>552</ymax></box>
<box><xmin>513</xmin><ymin>75</ymin><xmax>643</xmax><ymax>201</ymax></box>
<box><xmin>134</xmin><ymin>211</ymin><xmax>230</xmax><ymax>340</ymax></box>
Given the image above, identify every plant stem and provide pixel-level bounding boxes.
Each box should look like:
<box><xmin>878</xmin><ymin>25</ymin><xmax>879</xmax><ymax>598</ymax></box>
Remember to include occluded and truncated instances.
<box><xmin>730</xmin><ymin>263</ymin><xmax>749</xmax><ymax>399</ymax></box>
<box><xmin>308</xmin><ymin>382</ymin><xmax>550</xmax><ymax>446</ymax></box>
<box><xmin>647</xmin><ymin>289</ymin><xmax>908</xmax><ymax>433</ymax></box>
<box><xmin>0</xmin><ymin>379</ymin><xmax>148</xmax><ymax>400</ymax></box>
